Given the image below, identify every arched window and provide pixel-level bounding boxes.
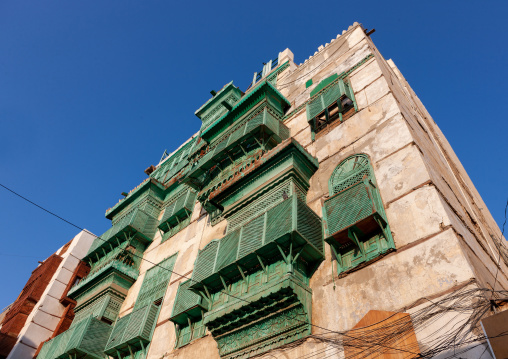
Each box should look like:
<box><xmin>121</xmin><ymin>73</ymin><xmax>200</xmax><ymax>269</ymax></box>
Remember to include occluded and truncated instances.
<box><xmin>328</xmin><ymin>154</ymin><xmax>371</xmax><ymax>196</ymax></box>
<box><xmin>323</xmin><ymin>154</ymin><xmax>395</xmax><ymax>274</ymax></box>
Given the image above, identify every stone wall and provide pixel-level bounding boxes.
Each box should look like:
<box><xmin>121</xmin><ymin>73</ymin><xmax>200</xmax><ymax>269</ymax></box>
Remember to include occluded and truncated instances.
<box><xmin>113</xmin><ymin>23</ymin><xmax>508</xmax><ymax>359</ymax></box>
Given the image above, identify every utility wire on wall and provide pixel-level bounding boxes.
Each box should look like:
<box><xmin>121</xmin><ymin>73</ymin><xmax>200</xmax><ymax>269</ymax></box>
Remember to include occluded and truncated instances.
<box><xmin>1</xmin><ymin>183</ymin><xmax>508</xmax><ymax>359</ymax></box>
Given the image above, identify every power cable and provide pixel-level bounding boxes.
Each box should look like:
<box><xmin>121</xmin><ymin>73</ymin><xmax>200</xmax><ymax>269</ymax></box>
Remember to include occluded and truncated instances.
<box><xmin>0</xmin><ymin>182</ymin><xmax>420</xmax><ymax>357</ymax></box>
<box><xmin>2</xmin><ymin>183</ymin><xmax>506</xmax><ymax>359</ymax></box>
<box><xmin>491</xmin><ymin>198</ymin><xmax>508</xmax><ymax>299</ymax></box>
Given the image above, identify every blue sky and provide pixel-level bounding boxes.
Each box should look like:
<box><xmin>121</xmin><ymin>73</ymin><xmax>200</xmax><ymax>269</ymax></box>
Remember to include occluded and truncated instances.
<box><xmin>1</xmin><ymin>1</ymin><xmax>507</xmax><ymax>309</ymax></box>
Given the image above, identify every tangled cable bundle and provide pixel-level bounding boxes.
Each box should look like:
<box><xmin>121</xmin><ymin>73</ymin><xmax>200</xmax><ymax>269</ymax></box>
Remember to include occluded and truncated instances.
<box><xmin>259</xmin><ymin>286</ymin><xmax>507</xmax><ymax>359</ymax></box>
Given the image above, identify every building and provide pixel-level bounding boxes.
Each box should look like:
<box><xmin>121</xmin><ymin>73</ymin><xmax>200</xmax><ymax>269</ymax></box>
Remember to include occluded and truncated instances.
<box><xmin>36</xmin><ymin>22</ymin><xmax>508</xmax><ymax>359</ymax></box>
<box><xmin>0</xmin><ymin>230</ymin><xmax>94</xmax><ymax>359</ymax></box>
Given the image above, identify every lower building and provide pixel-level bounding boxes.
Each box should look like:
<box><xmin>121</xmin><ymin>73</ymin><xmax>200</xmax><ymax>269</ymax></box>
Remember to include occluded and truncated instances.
<box><xmin>35</xmin><ymin>22</ymin><xmax>508</xmax><ymax>359</ymax></box>
<box><xmin>0</xmin><ymin>230</ymin><xmax>94</xmax><ymax>359</ymax></box>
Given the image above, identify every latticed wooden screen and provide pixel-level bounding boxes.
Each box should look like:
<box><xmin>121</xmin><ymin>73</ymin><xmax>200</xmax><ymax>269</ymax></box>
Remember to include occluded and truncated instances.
<box><xmin>72</xmin><ymin>292</ymin><xmax>124</xmax><ymax>325</ymax></box>
<box><xmin>37</xmin><ymin>316</ymin><xmax>112</xmax><ymax>359</ymax></box>
<box><xmin>323</xmin><ymin>154</ymin><xmax>395</xmax><ymax>273</ymax></box>
<box><xmin>191</xmin><ymin>195</ymin><xmax>323</xmax><ymax>290</ymax></box>
<box><xmin>225</xmin><ymin>178</ymin><xmax>306</xmax><ymax>233</ymax></box>
<box><xmin>87</xmin><ymin>207</ymin><xmax>158</xmax><ymax>256</ymax></box>
<box><xmin>158</xmin><ymin>188</ymin><xmax>197</xmax><ymax>233</ymax></box>
<box><xmin>171</xmin><ymin>279</ymin><xmax>208</xmax><ymax>324</ymax></box>
<box><xmin>104</xmin><ymin>304</ymin><xmax>159</xmax><ymax>355</ymax></box>
<box><xmin>306</xmin><ymin>78</ymin><xmax>355</xmax><ymax>121</ymax></box>
<box><xmin>134</xmin><ymin>254</ymin><xmax>178</xmax><ymax>310</ymax></box>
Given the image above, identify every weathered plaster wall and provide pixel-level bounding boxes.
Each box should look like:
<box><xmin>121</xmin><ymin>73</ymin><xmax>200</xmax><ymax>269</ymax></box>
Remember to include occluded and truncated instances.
<box><xmin>366</xmin><ymin>36</ymin><xmax>508</xmax><ymax>292</ymax></box>
<box><xmin>112</xmin><ymin>23</ymin><xmax>506</xmax><ymax>359</ymax></box>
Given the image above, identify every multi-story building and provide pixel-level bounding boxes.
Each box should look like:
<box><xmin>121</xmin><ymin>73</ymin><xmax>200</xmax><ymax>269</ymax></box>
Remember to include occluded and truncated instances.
<box><xmin>36</xmin><ymin>22</ymin><xmax>507</xmax><ymax>359</ymax></box>
<box><xmin>0</xmin><ymin>230</ymin><xmax>94</xmax><ymax>359</ymax></box>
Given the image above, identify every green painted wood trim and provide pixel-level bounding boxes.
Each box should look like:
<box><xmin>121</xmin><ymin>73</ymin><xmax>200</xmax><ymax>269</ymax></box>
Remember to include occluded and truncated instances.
<box><xmin>190</xmin><ymin>194</ymin><xmax>323</xmax><ymax>293</ymax></box>
<box><xmin>322</xmin><ymin>154</ymin><xmax>395</xmax><ymax>274</ymax></box>
<box><xmin>200</xmin><ymin>81</ymin><xmax>291</xmax><ymax>143</ymax></box>
<box><xmin>283</xmin><ymin>54</ymin><xmax>374</xmax><ymax>120</ymax></box>
<box><xmin>195</xmin><ymin>81</ymin><xmax>241</xmax><ymax>118</ymax></box>
<box><xmin>106</xmin><ymin>179</ymin><xmax>165</xmax><ymax>219</ymax></box>
<box><xmin>199</xmin><ymin>139</ymin><xmax>318</xmax><ymax>209</ymax></box>
<box><xmin>310</xmin><ymin>73</ymin><xmax>338</xmax><ymax>97</ymax></box>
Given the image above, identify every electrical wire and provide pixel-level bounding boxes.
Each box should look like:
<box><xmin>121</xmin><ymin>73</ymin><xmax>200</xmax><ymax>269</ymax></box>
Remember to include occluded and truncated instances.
<box><xmin>2</xmin><ymin>183</ymin><xmax>507</xmax><ymax>359</ymax></box>
<box><xmin>491</xmin><ymin>198</ymin><xmax>508</xmax><ymax>299</ymax></box>
<box><xmin>0</xmin><ymin>182</ymin><xmax>418</xmax><ymax>357</ymax></box>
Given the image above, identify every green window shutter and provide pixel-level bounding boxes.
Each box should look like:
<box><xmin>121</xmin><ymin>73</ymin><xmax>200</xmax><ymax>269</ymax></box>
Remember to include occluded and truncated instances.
<box><xmin>104</xmin><ymin>304</ymin><xmax>159</xmax><ymax>356</ymax></box>
<box><xmin>323</xmin><ymin>154</ymin><xmax>396</xmax><ymax>274</ymax></box>
<box><xmin>306</xmin><ymin>95</ymin><xmax>326</xmax><ymax>121</ymax></box>
<box><xmin>306</xmin><ymin>77</ymin><xmax>355</xmax><ymax>122</ymax></box>
<box><xmin>159</xmin><ymin>189</ymin><xmax>197</xmax><ymax>233</ymax></box>
<box><xmin>171</xmin><ymin>279</ymin><xmax>208</xmax><ymax>325</ymax></box>
<box><xmin>310</xmin><ymin>73</ymin><xmax>339</xmax><ymax>97</ymax></box>
<box><xmin>134</xmin><ymin>254</ymin><xmax>178</xmax><ymax>310</ymax></box>
<box><xmin>192</xmin><ymin>240</ymin><xmax>219</xmax><ymax>283</ymax></box>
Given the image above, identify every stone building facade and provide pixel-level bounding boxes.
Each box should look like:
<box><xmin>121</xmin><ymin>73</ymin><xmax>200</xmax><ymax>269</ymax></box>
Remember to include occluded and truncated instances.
<box><xmin>0</xmin><ymin>230</ymin><xmax>94</xmax><ymax>359</ymax></box>
<box><xmin>36</xmin><ymin>23</ymin><xmax>508</xmax><ymax>359</ymax></box>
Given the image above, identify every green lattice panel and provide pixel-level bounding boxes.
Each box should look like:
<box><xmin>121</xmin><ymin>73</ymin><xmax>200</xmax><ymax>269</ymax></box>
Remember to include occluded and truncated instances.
<box><xmin>37</xmin><ymin>335</ymin><xmax>62</xmax><ymax>359</ymax></box>
<box><xmin>158</xmin><ymin>189</ymin><xmax>197</xmax><ymax>233</ymax></box>
<box><xmin>264</xmin><ymin>198</ymin><xmax>293</xmax><ymax>245</ymax></box>
<box><xmin>324</xmin><ymin>182</ymin><xmax>373</xmax><ymax>238</ymax></box>
<box><xmin>74</xmin><ymin>317</ymin><xmax>112</xmax><ymax>359</ymax></box>
<box><xmin>105</xmin><ymin>315</ymin><xmax>130</xmax><ymax>352</ymax></box>
<box><xmin>68</xmin><ymin>260</ymin><xmax>139</xmax><ymax>299</ymax></box>
<box><xmin>134</xmin><ymin>254</ymin><xmax>177</xmax><ymax>311</ymax></box>
<box><xmin>226</xmin><ymin>178</ymin><xmax>294</xmax><ymax>232</ymax></box>
<box><xmin>215</xmin><ymin>232</ymin><xmax>241</xmax><ymax>271</ymax></box>
<box><xmin>185</xmin><ymin>107</ymin><xmax>290</xmax><ymax>181</ymax></box>
<box><xmin>104</xmin><ymin>304</ymin><xmax>159</xmax><ymax>355</ymax></box>
<box><xmin>191</xmin><ymin>196</ymin><xmax>323</xmax><ymax>291</ymax></box>
<box><xmin>237</xmin><ymin>215</ymin><xmax>264</xmax><ymax>258</ymax></box>
<box><xmin>306</xmin><ymin>79</ymin><xmax>353</xmax><ymax>120</ymax></box>
<box><xmin>86</xmin><ymin>208</ymin><xmax>157</xmax><ymax>262</ymax></box>
<box><xmin>192</xmin><ymin>240</ymin><xmax>219</xmax><ymax>283</ymax></box>
<box><xmin>171</xmin><ymin>279</ymin><xmax>208</xmax><ymax>325</ymax></box>
<box><xmin>296</xmin><ymin>200</ymin><xmax>324</xmax><ymax>254</ymax></box>
<box><xmin>52</xmin><ymin>316</ymin><xmax>112</xmax><ymax>359</ymax></box>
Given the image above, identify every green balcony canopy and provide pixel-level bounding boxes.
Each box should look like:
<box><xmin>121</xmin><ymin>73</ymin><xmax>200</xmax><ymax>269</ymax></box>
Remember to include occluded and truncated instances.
<box><xmin>85</xmin><ymin>208</ymin><xmax>158</xmax><ymax>263</ymax></box>
<box><xmin>190</xmin><ymin>195</ymin><xmax>323</xmax><ymax>292</ymax></box>
<box><xmin>37</xmin><ymin>316</ymin><xmax>112</xmax><ymax>359</ymax></box>
<box><xmin>104</xmin><ymin>304</ymin><xmax>159</xmax><ymax>357</ymax></box>
<box><xmin>170</xmin><ymin>279</ymin><xmax>208</xmax><ymax>326</ymax></box>
<box><xmin>184</xmin><ymin>107</ymin><xmax>290</xmax><ymax>184</ymax></box>
<box><xmin>158</xmin><ymin>189</ymin><xmax>197</xmax><ymax>233</ymax></box>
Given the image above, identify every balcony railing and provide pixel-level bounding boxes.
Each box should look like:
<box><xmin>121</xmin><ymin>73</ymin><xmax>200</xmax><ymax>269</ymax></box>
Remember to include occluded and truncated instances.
<box><xmin>158</xmin><ymin>189</ymin><xmax>197</xmax><ymax>233</ymax></box>
<box><xmin>190</xmin><ymin>195</ymin><xmax>323</xmax><ymax>292</ymax></box>
<box><xmin>37</xmin><ymin>316</ymin><xmax>112</xmax><ymax>359</ymax></box>
<box><xmin>185</xmin><ymin>107</ymin><xmax>290</xmax><ymax>182</ymax></box>
<box><xmin>104</xmin><ymin>304</ymin><xmax>159</xmax><ymax>356</ymax></box>
<box><xmin>322</xmin><ymin>180</ymin><xmax>387</xmax><ymax>246</ymax></box>
<box><xmin>86</xmin><ymin>208</ymin><xmax>158</xmax><ymax>260</ymax></box>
